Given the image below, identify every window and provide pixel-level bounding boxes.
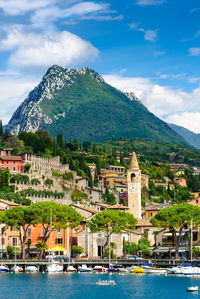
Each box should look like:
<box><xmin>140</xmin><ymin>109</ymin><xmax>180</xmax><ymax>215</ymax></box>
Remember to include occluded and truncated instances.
<box><xmin>27</xmin><ymin>228</ymin><xmax>32</xmax><ymax>237</ymax></box>
<box><xmin>12</xmin><ymin>237</ymin><xmax>18</xmax><ymax>246</ymax></box>
<box><xmin>57</xmin><ymin>229</ymin><xmax>61</xmax><ymax>236</ymax></box>
<box><xmin>56</xmin><ymin>238</ymin><xmax>63</xmax><ymax>245</ymax></box>
<box><xmin>150</xmin><ymin>212</ymin><xmax>153</xmax><ymax>217</ymax></box>
<box><xmin>6</xmin><ymin>161</ymin><xmax>8</xmax><ymax>164</ymax></box>
<box><xmin>11</xmin><ymin>226</ymin><xmax>17</xmax><ymax>231</ymax></box>
<box><xmin>2</xmin><ymin>161</ymin><xmax>4</xmax><ymax>164</ymax></box>
<box><xmin>1</xmin><ymin>238</ymin><xmax>5</xmax><ymax>245</ymax></box>
<box><xmin>13</xmin><ymin>167</ymin><xmax>16</xmax><ymax>171</ymax></box>
<box><xmin>13</xmin><ymin>161</ymin><xmax>15</xmax><ymax>164</ymax></box>
<box><xmin>196</xmin><ymin>199</ymin><xmax>199</xmax><ymax>204</ymax></box>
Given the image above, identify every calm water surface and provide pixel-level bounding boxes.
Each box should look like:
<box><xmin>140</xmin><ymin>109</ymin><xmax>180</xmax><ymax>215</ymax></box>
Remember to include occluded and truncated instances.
<box><xmin>0</xmin><ymin>272</ymin><xmax>200</xmax><ymax>299</ymax></box>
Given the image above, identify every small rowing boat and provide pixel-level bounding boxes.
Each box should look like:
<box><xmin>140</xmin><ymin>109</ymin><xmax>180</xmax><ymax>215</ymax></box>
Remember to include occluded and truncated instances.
<box><xmin>96</xmin><ymin>279</ymin><xmax>116</xmax><ymax>286</ymax></box>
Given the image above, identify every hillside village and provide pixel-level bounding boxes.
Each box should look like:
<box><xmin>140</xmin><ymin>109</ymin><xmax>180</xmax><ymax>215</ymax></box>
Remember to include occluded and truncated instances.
<box><xmin>1</xmin><ymin>128</ymin><xmax>200</xmax><ymax>259</ymax></box>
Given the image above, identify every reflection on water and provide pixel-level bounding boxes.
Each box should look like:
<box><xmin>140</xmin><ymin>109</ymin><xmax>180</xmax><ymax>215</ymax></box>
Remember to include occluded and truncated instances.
<box><xmin>1</xmin><ymin>272</ymin><xmax>200</xmax><ymax>299</ymax></box>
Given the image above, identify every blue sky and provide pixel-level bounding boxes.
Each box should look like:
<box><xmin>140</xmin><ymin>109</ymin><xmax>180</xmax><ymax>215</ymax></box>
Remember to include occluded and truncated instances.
<box><xmin>0</xmin><ymin>0</ymin><xmax>200</xmax><ymax>133</ymax></box>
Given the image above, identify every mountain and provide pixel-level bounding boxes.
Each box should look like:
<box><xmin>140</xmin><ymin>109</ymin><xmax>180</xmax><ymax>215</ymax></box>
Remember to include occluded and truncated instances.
<box><xmin>169</xmin><ymin>123</ymin><xmax>200</xmax><ymax>149</ymax></box>
<box><xmin>7</xmin><ymin>65</ymin><xmax>187</xmax><ymax>143</ymax></box>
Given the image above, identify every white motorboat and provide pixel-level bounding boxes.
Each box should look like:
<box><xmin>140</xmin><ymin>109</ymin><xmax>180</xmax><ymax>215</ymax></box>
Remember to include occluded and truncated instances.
<box><xmin>93</xmin><ymin>265</ymin><xmax>108</xmax><ymax>272</ymax></box>
<box><xmin>11</xmin><ymin>265</ymin><xmax>23</xmax><ymax>272</ymax></box>
<box><xmin>0</xmin><ymin>265</ymin><xmax>9</xmax><ymax>272</ymax></box>
<box><xmin>187</xmin><ymin>286</ymin><xmax>198</xmax><ymax>292</ymax></box>
<box><xmin>78</xmin><ymin>265</ymin><xmax>93</xmax><ymax>272</ymax></box>
<box><xmin>143</xmin><ymin>266</ymin><xmax>166</xmax><ymax>274</ymax></box>
<box><xmin>46</xmin><ymin>262</ymin><xmax>63</xmax><ymax>273</ymax></box>
<box><xmin>67</xmin><ymin>265</ymin><xmax>77</xmax><ymax>272</ymax></box>
<box><xmin>26</xmin><ymin>266</ymin><xmax>38</xmax><ymax>273</ymax></box>
<box><xmin>167</xmin><ymin>266</ymin><xmax>200</xmax><ymax>275</ymax></box>
<box><xmin>119</xmin><ymin>268</ymin><xmax>129</xmax><ymax>273</ymax></box>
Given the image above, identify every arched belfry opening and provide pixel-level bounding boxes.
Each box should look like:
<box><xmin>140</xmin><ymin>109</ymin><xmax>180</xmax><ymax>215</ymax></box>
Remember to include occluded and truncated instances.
<box><xmin>131</xmin><ymin>173</ymin><xmax>136</xmax><ymax>182</ymax></box>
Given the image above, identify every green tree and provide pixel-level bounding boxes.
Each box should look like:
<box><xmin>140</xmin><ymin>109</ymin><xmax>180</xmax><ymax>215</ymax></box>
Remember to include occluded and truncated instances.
<box><xmin>103</xmin><ymin>188</ymin><xmax>116</xmax><ymax>205</ymax></box>
<box><xmin>153</xmin><ymin>231</ymin><xmax>159</xmax><ymax>248</ymax></box>
<box><xmin>138</xmin><ymin>238</ymin><xmax>150</xmax><ymax>256</ymax></box>
<box><xmin>104</xmin><ymin>242</ymin><xmax>117</xmax><ymax>259</ymax></box>
<box><xmin>1</xmin><ymin>206</ymin><xmax>40</xmax><ymax>259</ymax></box>
<box><xmin>71</xmin><ymin>189</ymin><xmax>88</xmax><ymax>204</ymax></box>
<box><xmin>72</xmin><ymin>245</ymin><xmax>84</xmax><ymax>256</ymax></box>
<box><xmin>151</xmin><ymin>203</ymin><xmax>200</xmax><ymax>247</ymax></box>
<box><xmin>83</xmin><ymin>141</ymin><xmax>91</xmax><ymax>152</ymax></box>
<box><xmin>29</xmin><ymin>202</ymin><xmax>83</xmax><ymax>244</ymax></box>
<box><xmin>0</xmin><ymin>120</ymin><xmax>4</xmax><ymax>137</ymax></box>
<box><xmin>36</xmin><ymin>242</ymin><xmax>48</xmax><ymax>259</ymax></box>
<box><xmin>87</xmin><ymin>210</ymin><xmax>137</xmax><ymax>250</ymax></box>
<box><xmin>123</xmin><ymin>241</ymin><xmax>138</xmax><ymax>255</ymax></box>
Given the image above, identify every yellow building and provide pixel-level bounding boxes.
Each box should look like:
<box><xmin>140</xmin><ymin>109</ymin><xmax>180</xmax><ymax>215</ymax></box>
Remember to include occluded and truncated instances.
<box><xmin>7</xmin><ymin>226</ymin><xmax>21</xmax><ymax>249</ymax></box>
<box><xmin>145</xmin><ymin>203</ymin><xmax>172</xmax><ymax>220</ymax></box>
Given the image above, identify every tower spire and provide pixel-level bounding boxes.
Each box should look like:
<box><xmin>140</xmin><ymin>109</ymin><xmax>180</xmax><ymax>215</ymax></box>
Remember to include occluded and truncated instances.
<box><xmin>129</xmin><ymin>152</ymin><xmax>139</xmax><ymax>169</ymax></box>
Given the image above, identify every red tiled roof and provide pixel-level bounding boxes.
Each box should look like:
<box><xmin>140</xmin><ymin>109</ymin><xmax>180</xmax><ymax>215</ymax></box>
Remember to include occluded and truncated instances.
<box><xmin>0</xmin><ymin>155</ymin><xmax>22</xmax><ymax>161</ymax></box>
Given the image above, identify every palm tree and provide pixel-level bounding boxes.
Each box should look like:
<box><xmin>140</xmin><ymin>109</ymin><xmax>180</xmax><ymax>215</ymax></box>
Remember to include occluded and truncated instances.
<box><xmin>153</xmin><ymin>231</ymin><xmax>159</xmax><ymax>249</ymax></box>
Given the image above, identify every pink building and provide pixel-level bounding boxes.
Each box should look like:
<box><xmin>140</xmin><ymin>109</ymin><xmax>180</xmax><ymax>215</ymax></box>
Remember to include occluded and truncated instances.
<box><xmin>174</xmin><ymin>177</ymin><xmax>187</xmax><ymax>187</ymax></box>
<box><xmin>0</xmin><ymin>148</ymin><xmax>24</xmax><ymax>173</ymax></box>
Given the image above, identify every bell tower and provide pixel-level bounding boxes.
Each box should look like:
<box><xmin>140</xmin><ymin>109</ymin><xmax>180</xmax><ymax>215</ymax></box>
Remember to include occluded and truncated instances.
<box><xmin>127</xmin><ymin>152</ymin><xmax>141</xmax><ymax>219</ymax></box>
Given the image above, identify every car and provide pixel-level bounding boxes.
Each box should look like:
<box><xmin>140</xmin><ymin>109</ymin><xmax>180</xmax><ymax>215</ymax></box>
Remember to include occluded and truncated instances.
<box><xmin>126</xmin><ymin>255</ymin><xmax>143</xmax><ymax>260</ymax></box>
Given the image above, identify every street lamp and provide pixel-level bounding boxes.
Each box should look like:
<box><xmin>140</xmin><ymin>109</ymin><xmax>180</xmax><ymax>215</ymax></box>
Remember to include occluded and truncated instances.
<box><xmin>108</xmin><ymin>226</ymin><xmax>112</xmax><ymax>269</ymax></box>
<box><xmin>98</xmin><ymin>232</ymin><xmax>102</xmax><ymax>259</ymax></box>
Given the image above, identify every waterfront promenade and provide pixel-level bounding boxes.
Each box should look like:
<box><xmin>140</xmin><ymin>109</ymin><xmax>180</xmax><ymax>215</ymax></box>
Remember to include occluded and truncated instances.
<box><xmin>0</xmin><ymin>258</ymin><xmax>197</xmax><ymax>271</ymax></box>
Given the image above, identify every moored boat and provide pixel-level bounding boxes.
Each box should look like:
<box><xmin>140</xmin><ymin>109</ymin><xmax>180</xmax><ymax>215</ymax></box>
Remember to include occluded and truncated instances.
<box><xmin>143</xmin><ymin>266</ymin><xmax>166</xmax><ymax>274</ymax></box>
<box><xmin>67</xmin><ymin>265</ymin><xmax>77</xmax><ymax>272</ymax></box>
<box><xmin>78</xmin><ymin>265</ymin><xmax>93</xmax><ymax>272</ymax></box>
<box><xmin>167</xmin><ymin>266</ymin><xmax>200</xmax><ymax>275</ymax></box>
<box><xmin>11</xmin><ymin>265</ymin><xmax>23</xmax><ymax>273</ymax></box>
<box><xmin>133</xmin><ymin>267</ymin><xmax>145</xmax><ymax>274</ymax></box>
<box><xmin>26</xmin><ymin>266</ymin><xmax>38</xmax><ymax>273</ymax></box>
<box><xmin>93</xmin><ymin>265</ymin><xmax>108</xmax><ymax>272</ymax></box>
<box><xmin>46</xmin><ymin>262</ymin><xmax>63</xmax><ymax>272</ymax></box>
<box><xmin>0</xmin><ymin>265</ymin><xmax>9</xmax><ymax>272</ymax></box>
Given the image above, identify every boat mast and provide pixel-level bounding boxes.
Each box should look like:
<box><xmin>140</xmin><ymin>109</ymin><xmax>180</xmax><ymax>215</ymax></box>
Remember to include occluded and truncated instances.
<box><xmin>49</xmin><ymin>209</ymin><xmax>52</xmax><ymax>259</ymax></box>
<box><xmin>191</xmin><ymin>219</ymin><xmax>193</xmax><ymax>264</ymax></box>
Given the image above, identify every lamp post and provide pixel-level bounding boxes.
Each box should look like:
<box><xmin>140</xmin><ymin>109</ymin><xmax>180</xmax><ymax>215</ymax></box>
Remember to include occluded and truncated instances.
<box><xmin>98</xmin><ymin>232</ymin><xmax>102</xmax><ymax>259</ymax></box>
<box><xmin>108</xmin><ymin>226</ymin><xmax>112</xmax><ymax>269</ymax></box>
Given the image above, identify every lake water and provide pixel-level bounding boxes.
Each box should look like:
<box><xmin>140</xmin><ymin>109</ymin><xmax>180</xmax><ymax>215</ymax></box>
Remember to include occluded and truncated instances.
<box><xmin>1</xmin><ymin>272</ymin><xmax>200</xmax><ymax>299</ymax></box>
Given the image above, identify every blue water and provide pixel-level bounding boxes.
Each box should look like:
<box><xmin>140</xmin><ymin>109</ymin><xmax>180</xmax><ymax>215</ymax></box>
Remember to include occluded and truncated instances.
<box><xmin>0</xmin><ymin>272</ymin><xmax>200</xmax><ymax>299</ymax></box>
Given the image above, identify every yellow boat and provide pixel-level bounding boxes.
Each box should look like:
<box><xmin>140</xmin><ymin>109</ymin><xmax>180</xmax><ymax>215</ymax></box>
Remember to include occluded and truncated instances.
<box><xmin>133</xmin><ymin>267</ymin><xmax>145</xmax><ymax>274</ymax></box>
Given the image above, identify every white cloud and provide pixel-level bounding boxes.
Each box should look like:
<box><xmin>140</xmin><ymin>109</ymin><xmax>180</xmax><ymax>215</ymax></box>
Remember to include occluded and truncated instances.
<box><xmin>0</xmin><ymin>0</ymin><xmax>53</xmax><ymax>15</ymax></box>
<box><xmin>166</xmin><ymin>113</ymin><xmax>200</xmax><ymax>134</ymax></box>
<box><xmin>129</xmin><ymin>23</ymin><xmax>158</xmax><ymax>42</ymax></box>
<box><xmin>30</xmin><ymin>2</ymin><xmax>110</xmax><ymax>27</ymax></box>
<box><xmin>0</xmin><ymin>74</ymin><xmax>38</xmax><ymax>124</ymax></box>
<box><xmin>136</xmin><ymin>0</ymin><xmax>166</xmax><ymax>6</ymax></box>
<box><xmin>189</xmin><ymin>47</ymin><xmax>200</xmax><ymax>56</ymax></box>
<box><xmin>144</xmin><ymin>29</ymin><xmax>158</xmax><ymax>42</ymax></box>
<box><xmin>103</xmin><ymin>73</ymin><xmax>200</xmax><ymax>133</ymax></box>
<box><xmin>0</xmin><ymin>28</ymin><xmax>99</xmax><ymax>69</ymax></box>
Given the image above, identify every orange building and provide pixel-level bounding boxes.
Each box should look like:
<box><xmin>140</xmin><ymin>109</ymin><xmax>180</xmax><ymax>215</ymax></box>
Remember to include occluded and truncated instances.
<box><xmin>25</xmin><ymin>223</ymin><xmax>78</xmax><ymax>257</ymax></box>
<box><xmin>0</xmin><ymin>148</ymin><xmax>24</xmax><ymax>172</ymax></box>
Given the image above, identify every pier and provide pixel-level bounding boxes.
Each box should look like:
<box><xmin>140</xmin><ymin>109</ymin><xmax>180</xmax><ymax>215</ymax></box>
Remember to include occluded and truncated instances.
<box><xmin>1</xmin><ymin>258</ymin><xmax>198</xmax><ymax>271</ymax></box>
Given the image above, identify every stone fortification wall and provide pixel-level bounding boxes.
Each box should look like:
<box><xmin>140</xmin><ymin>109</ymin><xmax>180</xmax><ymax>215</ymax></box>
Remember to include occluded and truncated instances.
<box><xmin>22</xmin><ymin>153</ymin><xmax>69</xmax><ymax>174</ymax></box>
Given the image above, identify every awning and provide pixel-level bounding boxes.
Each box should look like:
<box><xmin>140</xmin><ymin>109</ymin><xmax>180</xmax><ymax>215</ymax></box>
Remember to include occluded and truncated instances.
<box><xmin>153</xmin><ymin>247</ymin><xmax>169</xmax><ymax>253</ymax></box>
<box><xmin>50</xmin><ymin>246</ymin><xmax>67</xmax><ymax>252</ymax></box>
